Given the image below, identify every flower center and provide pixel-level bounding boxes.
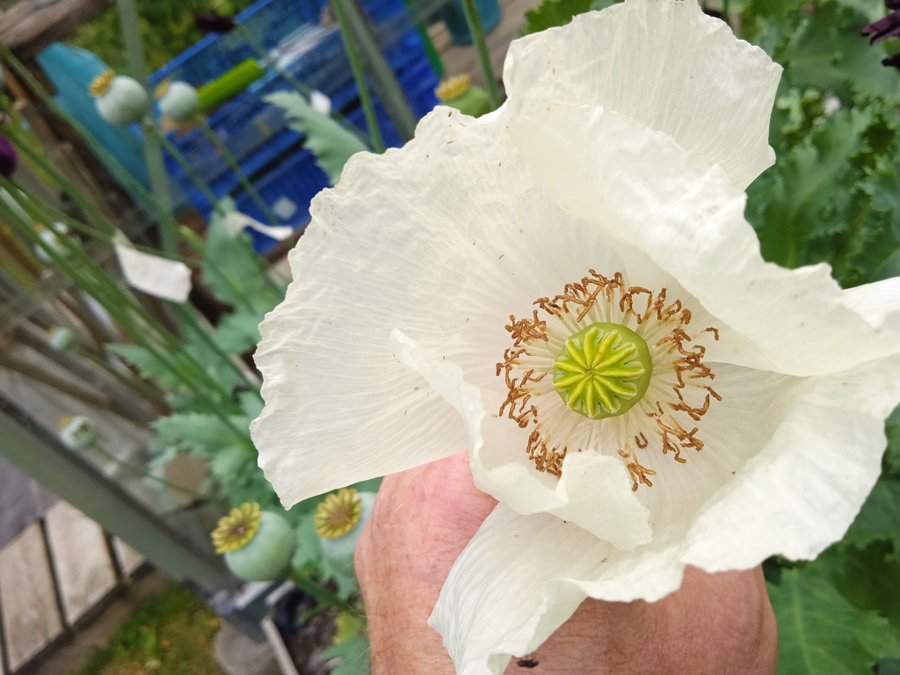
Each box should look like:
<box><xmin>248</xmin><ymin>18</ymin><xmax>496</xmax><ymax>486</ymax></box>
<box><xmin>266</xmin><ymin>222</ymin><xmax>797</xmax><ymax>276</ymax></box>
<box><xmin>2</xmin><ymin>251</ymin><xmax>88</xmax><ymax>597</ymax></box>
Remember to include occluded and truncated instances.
<box><xmin>496</xmin><ymin>270</ymin><xmax>721</xmax><ymax>489</ymax></box>
<box><xmin>314</xmin><ymin>488</ymin><xmax>362</xmax><ymax>539</ymax></box>
<box><xmin>211</xmin><ymin>502</ymin><xmax>262</xmax><ymax>554</ymax></box>
<box><xmin>553</xmin><ymin>322</ymin><xmax>652</xmax><ymax>419</ymax></box>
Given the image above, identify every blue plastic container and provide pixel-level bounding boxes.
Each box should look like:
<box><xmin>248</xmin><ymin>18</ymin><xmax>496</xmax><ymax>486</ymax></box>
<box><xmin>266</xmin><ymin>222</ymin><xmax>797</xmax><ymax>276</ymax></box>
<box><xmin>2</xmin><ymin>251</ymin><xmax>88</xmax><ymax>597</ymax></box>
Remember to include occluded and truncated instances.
<box><xmin>230</xmin><ymin>56</ymin><xmax>439</xmax><ymax>252</ymax></box>
<box><xmin>152</xmin><ymin>0</ymin><xmax>439</xmax><ymax>249</ymax></box>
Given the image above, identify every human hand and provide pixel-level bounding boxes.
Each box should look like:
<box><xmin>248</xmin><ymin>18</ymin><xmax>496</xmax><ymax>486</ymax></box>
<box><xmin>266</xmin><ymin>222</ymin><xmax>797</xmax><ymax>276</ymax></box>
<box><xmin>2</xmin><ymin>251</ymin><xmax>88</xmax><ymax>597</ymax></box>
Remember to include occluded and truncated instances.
<box><xmin>355</xmin><ymin>451</ymin><xmax>778</xmax><ymax>674</ymax></box>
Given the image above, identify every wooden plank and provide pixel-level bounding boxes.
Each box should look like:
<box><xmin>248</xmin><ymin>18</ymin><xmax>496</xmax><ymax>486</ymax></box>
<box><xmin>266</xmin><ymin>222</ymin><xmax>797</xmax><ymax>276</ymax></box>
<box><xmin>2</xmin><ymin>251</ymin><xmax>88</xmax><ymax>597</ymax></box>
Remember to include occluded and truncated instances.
<box><xmin>0</xmin><ymin>523</ymin><xmax>64</xmax><ymax>671</ymax></box>
<box><xmin>0</xmin><ymin>0</ymin><xmax>113</xmax><ymax>58</ymax></box>
<box><xmin>112</xmin><ymin>538</ymin><xmax>145</xmax><ymax>577</ymax></box>
<box><xmin>44</xmin><ymin>502</ymin><xmax>117</xmax><ymax>625</ymax></box>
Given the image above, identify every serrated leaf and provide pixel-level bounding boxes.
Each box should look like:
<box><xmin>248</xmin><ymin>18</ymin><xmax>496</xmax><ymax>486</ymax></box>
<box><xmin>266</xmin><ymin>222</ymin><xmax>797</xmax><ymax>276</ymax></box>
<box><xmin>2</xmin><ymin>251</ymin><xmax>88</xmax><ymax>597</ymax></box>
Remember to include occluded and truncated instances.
<box><xmin>213</xmin><ymin>310</ymin><xmax>262</xmax><ymax>355</ymax></box>
<box><xmin>205</xmin><ymin>199</ymin><xmax>283</xmax><ymax>314</ymax></box>
<box><xmin>151</xmin><ymin>412</ymin><xmax>252</xmax><ymax>455</ymax></box>
<box><xmin>266</xmin><ymin>91</ymin><xmax>367</xmax><ymax>185</ymax></box>
<box><xmin>237</xmin><ymin>390</ymin><xmax>264</xmax><ymax>420</ymax></box>
<box><xmin>107</xmin><ymin>343</ymin><xmax>191</xmax><ymax>391</ymax></box>
<box><xmin>207</xmin><ymin>445</ymin><xmax>255</xmax><ymax>484</ymax></box>
<box><xmin>747</xmin><ymin>107</ymin><xmax>877</xmax><ymax>270</ymax></box>
<box><xmin>769</xmin><ymin>566</ymin><xmax>900</xmax><ymax>674</ymax></box>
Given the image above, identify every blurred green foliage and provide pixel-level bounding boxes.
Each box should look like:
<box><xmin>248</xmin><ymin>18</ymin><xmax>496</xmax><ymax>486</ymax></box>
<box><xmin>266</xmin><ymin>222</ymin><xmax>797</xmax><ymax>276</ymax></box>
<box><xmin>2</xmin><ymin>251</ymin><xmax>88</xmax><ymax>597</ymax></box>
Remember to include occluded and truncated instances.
<box><xmin>70</xmin><ymin>0</ymin><xmax>256</xmax><ymax>73</ymax></box>
<box><xmin>75</xmin><ymin>585</ymin><xmax>223</xmax><ymax>675</ymax></box>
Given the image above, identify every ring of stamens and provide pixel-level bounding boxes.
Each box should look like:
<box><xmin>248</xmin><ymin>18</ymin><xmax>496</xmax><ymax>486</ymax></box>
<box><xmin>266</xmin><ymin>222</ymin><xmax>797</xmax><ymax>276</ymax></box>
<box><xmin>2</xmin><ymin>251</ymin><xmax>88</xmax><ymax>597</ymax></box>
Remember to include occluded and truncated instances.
<box><xmin>496</xmin><ymin>270</ymin><xmax>720</xmax><ymax>490</ymax></box>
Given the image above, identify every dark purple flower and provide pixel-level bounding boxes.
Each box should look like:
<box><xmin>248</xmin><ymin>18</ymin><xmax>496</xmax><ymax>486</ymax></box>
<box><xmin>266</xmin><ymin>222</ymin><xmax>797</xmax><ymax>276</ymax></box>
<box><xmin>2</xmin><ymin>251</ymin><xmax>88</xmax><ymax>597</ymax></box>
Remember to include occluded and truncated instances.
<box><xmin>861</xmin><ymin>10</ymin><xmax>900</xmax><ymax>44</ymax></box>
<box><xmin>0</xmin><ymin>135</ymin><xmax>17</xmax><ymax>179</ymax></box>
<box><xmin>888</xmin><ymin>0</ymin><xmax>900</xmax><ymax>11</ymax></box>
<box><xmin>883</xmin><ymin>52</ymin><xmax>900</xmax><ymax>69</ymax></box>
<box><xmin>195</xmin><ymin>12</ymin><xmax>236</xmax><ymax>34</ymax></box>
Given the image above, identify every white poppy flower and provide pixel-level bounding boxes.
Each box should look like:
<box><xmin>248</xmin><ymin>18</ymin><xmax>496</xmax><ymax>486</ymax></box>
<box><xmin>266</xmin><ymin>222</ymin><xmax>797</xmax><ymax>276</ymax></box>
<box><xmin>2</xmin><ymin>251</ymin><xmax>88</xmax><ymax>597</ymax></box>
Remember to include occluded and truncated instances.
<box><xmin>251</xmin><ymin>0</ymin><xmax>900</xmax><ymax>672</ymax></box>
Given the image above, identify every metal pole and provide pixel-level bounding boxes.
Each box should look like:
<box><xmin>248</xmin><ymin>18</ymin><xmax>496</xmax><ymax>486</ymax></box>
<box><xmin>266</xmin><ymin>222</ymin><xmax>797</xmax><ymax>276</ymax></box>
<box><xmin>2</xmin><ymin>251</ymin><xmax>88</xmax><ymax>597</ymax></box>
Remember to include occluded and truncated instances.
<box><xmin>116</xmin><ymin>0</ymin><xmax>177</xmax><ymax>254</ymax></box>
<box><xmin>0</xmin><ymin>396</ymin><xmax>238</xmax><ymax>590</ymax></box>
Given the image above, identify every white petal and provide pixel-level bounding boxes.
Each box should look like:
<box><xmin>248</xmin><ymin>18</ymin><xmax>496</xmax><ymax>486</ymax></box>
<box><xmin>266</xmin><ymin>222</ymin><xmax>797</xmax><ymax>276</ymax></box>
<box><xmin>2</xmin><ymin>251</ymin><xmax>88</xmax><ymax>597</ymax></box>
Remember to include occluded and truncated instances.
<box><xmin>253</xmin><ymin>111</ymin><xmax>504</xmax><ymax>506</ymax></box>
<box><xmin>509</xmin><ymin>103</ymin><xmax>900</xmax><ymax>376</ymax></box>
<box><xmin>842</xmin><ymin>277</ymin><xmax>900</xmax><ymax>333</ymax></box>
<box><xmin>114</xmin><ymin>235</ymin><xmax>191</xmax><ymax>303</ymax></box>
<box><xmin>429</xmin><ymin>504</ymin><xmax>608</xmax><ymax>675</ymax></box>
<box><xmin>504</xmin><ymin>0</ymin><xmax>781</xmax><ymax>189</ymax></box>
<box><xmin>393</xmin><ymin>331</ymin><xmax>651</xmax><ymax>548</ymax></box>
<box><xmin>683</xmin><ymin>355</ymin><xmax>900</xmax><ymax>571</ymax></box>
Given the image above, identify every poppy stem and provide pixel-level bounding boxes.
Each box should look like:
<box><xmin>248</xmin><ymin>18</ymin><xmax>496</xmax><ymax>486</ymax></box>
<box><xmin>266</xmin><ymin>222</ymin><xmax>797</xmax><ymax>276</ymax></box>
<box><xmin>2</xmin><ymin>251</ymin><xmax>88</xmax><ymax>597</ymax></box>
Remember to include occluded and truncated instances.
<box><xmin>460</xmin><ymin>0</ymin><xmax>501</xmax><ymax>109</ymax></box>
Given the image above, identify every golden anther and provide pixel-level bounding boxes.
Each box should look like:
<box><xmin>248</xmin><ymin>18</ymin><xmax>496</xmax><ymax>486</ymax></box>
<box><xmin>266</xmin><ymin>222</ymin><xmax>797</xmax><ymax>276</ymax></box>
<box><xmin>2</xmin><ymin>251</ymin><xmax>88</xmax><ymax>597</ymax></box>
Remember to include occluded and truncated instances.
<box><xmin>89</xmin><ymin>70</ymin><xmax>115</xmax><ymax>97</ymax></box>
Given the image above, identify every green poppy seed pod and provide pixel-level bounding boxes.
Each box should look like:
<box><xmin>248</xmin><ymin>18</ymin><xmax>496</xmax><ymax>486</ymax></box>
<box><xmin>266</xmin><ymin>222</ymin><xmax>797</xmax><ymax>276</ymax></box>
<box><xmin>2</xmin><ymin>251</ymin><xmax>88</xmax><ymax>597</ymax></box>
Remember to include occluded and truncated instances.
<box><xmin>436</xmin><ymin>74</ymin><xmax>494</xmax><ymax>118</ymax></box>
<box><xmin>157</xmin><ymin>81</ymin><xmax>200</xmax><ymax>124</ymax></box>
<box><xmin>223</xmin><ymin>511</ymin><xmax>296</xmax><ymax>581</ymax></box>
<box><xmin>58</xmin><ymin>415</ymin><xmax>98</xmax><ymax>450</ymax></box>
<box><xmin>318</xmin><ymin>491</ymin><xmax>376</xmax><ymax>577</ymax></box>
<box><xmin>91</xmin><ymin>72</ymin><xmax>149</xmax><ymax>127</ymax></box>
<box><xmin>47</xmin><ymin>326</ymin><xmax>76</xmax><ymax>351</ymax></box>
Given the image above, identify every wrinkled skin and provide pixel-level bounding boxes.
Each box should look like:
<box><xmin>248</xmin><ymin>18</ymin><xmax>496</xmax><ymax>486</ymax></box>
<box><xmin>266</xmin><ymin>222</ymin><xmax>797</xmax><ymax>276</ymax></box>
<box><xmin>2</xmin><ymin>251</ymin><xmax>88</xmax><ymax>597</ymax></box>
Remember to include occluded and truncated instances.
<box><xmin>356</xmin><ymin>452</ymin><xmax>778</xmax><ymax>674</ymax></box>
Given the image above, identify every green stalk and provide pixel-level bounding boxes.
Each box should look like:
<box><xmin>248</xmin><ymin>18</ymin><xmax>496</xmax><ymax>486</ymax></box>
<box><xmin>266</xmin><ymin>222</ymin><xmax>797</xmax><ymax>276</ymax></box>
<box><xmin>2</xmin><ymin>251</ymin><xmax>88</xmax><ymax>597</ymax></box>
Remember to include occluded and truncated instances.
<box><xmin>0</xmin><ymin>196</ymin><xmax>255</xmax><ymax>451</ymax></box>
<box><xmin>1</xmin><ymin>50</ymin><xmax>284</xmax><ymax>310</ymax></box>
<box><xmin>5</xmin><ymin>118</ymin><xmax>275</xmax><ymax>319</ymax></box>
<box><xmin>331</xmin><ymin>0</ymin><xmax>385</xmax><ymax>152</ymax></box>
<box><xmin>76</xmin><ymin>347</ymin><xmax>169</xmax><ymax>405</ymax></box>
<box><xmin>234</xmin><ymin>23</ymin><xmax>371</xmax><ymax>148</ymax></box>
<box><xmin>460</xmin><ymin>0</ymin><xmax>500</xmax><ymax>108</ymax></box>
<box><xmin>289</xmin><ymin>567</ymin><xmax>358</xmax><ymax>615</ymax></box>
<box><xmin>144</xmin><ymin>119</ymin><xmax>219</xmax><ymax>207</ymax></box>
<box><xmin>197</xmin><ymin>118</ymin><xmax>281</xmax><ymax>227</ymax></box>
<box><xmin>0</xmin><ymin>50</ymin><xmax>158</xmax><ymax>214</ymax></box>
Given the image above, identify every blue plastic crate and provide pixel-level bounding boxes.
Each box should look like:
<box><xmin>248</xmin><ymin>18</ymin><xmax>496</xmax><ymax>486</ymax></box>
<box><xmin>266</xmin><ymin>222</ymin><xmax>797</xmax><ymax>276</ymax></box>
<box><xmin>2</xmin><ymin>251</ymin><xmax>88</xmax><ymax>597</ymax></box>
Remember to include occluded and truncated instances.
<box><xmin>155</xmin><ymin>0</ymin><xmax>440</xmax><ymax>224</ymax></box>
<box><xmin>149</xmin><ymin>0</ymin><xmax>322</xmax><ymax>87</ymax></box>
<box><xmin>232</xmin><ymin>146</ymin><xmax>330</xmax><ymax>253</ymax></box>
<box><xmin>230</xmin><ymin>61</ymin><xmax>438</xmax><ymax>251</ymax></box>
<box><xmin>149</xmin><ymin>0</ymin><xmax>409</xmax><ymax>87</ymax></box>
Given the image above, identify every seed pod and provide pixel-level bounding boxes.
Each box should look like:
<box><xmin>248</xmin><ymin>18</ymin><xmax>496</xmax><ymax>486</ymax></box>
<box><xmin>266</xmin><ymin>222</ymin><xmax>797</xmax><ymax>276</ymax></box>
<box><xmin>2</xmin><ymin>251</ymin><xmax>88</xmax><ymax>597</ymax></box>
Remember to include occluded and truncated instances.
<box><xmin>156</xmin><ymin>81</ymin><xmax>200</xmax><ymax>124</ymax></box>
<box><xmin>90</xmin><ymin>71</ymin><xmax>149</xmax><ymax>126</ymax></box>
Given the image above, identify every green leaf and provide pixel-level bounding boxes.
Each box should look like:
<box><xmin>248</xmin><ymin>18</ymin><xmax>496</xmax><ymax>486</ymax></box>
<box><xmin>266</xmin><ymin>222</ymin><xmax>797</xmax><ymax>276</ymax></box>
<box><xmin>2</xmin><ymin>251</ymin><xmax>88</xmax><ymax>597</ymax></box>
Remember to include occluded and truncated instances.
<box><xmin>843</xmin><ymin>478</ymin><xmax>900</xmax><ymax>551</ymax></box>
<box><xmin>321</xmin><ymin>635</ymin><xmax>370</xmax><ymax>675</ymax></box>
<box><xmin>832</xmin><ymin>542</ymin><xmax>900</xmax><ymax>636</ymax></box>
<box><xmin>212</xmin><ymin>310</ymin><xmax>262</xmax><ymax>355</ymax></box>
<box><xmin>204</xmin><ymin>199</ymin><xmax>283</xmax><ymax>314</ymax></box>
<box><xmin>521</xmin><ymin>0</ymin><xmax>615</xmax><ymax>36</ymax></box>
<box><xmin>769</xmin><ymin>566</ymin><xmax>900</xmax><ymax>674</ymax></box>
<box><xmin>107</xmin><ymin>343</ymin><xmax>192</xmax><ymax>391</ymax></box>
<box><xmin>745</xmin><ymin>0</ymin><xmax>900</xmax><ymax>102</ymax></box>
<box><xmin>886</xmin><ymin>407</ymin><xmax>900</xmax><ymax>475</ymax></box>
<box><xmin>747</xmin><ymin>108</ymin><xmax>873</xmax><ymax>268</ymax></box>
<box><xmin>291</xmin><ymin>515</ymin><xmax>323</xmax><ymax>570</ymax></box>
<box><xmin>266</xmin><ymin>92</ymin><xmax>368</xmax><ymax>185</ymax></box>
<box><xmin>151</xmin><ymin>413</ymin><xmax>252</xmax><ymax>455</ymax></box>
